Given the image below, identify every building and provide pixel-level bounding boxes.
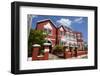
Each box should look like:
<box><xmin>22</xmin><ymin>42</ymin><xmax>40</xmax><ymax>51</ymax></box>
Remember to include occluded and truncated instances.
<box><xmin>36</xmin><ymin>19</ymin><xmax>84</xmax><ymax>51</ymax></box>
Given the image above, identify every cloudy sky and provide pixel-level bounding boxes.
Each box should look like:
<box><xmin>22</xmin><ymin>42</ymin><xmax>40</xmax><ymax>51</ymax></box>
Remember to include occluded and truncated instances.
<box><xmin>29</xmin><ymin>15</ymin><xmax>88</xmax><ymax>42</ymax></box>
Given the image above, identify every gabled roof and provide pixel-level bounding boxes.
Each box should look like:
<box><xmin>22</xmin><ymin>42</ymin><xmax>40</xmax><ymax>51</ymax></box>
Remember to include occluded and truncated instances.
<box><xmin>36</xmin><ymin>19</ymin><xmax>57</xmax><ymax>29</ymax></box>
<box><xmin>58</xmin><ymin>25</ymin><xmax>73</xmax><ymax>33</ymax></box>
<box><xmin>36</xmin><ymin>19</ymin><xmax>82</xmax><ymax>35</ymax></box>
<box><xmin>58</xmin><ymin>25</ymin><xmax>66</xmax><ymax>31</ymax></box>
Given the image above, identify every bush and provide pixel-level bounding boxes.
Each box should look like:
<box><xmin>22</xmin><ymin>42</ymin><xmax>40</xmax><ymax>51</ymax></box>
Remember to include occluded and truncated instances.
<box><xmin>53</xmin><ymin>45</ymin><xmax>64</xmax><ymax>54</ymax></box>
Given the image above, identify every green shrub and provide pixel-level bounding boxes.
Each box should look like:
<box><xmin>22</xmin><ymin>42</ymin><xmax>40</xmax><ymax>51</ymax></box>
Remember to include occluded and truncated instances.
<box><xmin>53</xmin><ymin>45</ymin><xmax>64</xmax><ymax>53</ymax></box>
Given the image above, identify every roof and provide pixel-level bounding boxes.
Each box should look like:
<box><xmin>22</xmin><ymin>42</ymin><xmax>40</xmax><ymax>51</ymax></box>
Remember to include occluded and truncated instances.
<box><xmin>58</xmin><ymin>25</ymin><xmax>66</xmax><ymax>31</ymax></box>
<box><xmin>36</xmin><ymin>19</ymin><xmax>82</xmax><ymax>35</ymax></box>
<box><xmin>36</xmin><ymin>19</ymin><xmax>72</xmax><ymax>31</ymax></box>
<box><xmin>74</xmin><ymin>31</ymin><xmax>82</xmax><ymax>34</ymax></box>
<box><xmin>36</xmin><ymin>19</ymin><xmax>57</xmax><ymax>29</ymax></box>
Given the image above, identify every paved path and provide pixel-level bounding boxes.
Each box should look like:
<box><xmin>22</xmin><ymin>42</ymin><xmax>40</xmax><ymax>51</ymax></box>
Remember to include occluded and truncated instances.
<box><xmin>28</xmin><ymin>53</ymin><xmax>87</xmax><ymax>61</ymax></box>
<box><xmin>49</xmin><ymin>54</ymin><xmax>63</xmax><ymax>60</ymax></box>
<box><xmin>49</xmin><ymin>53</ymin><xmax>87</xmax><ymax>60</ymax></box>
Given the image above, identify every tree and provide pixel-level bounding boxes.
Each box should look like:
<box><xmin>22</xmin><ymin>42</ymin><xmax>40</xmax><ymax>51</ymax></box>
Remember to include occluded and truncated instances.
<box><xmin>28</xmin><ymin>29</ymin><xmax>47</xmax><ymax>45</ymax></box>
<box><xmin>28</xmin><ymin>29</ymin><xmax>47</xmax><ymax>57</ymax></box>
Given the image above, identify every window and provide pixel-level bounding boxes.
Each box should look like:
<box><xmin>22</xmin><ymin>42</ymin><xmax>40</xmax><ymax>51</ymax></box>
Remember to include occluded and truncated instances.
<box><xmin>60</xmin><ymin>31</ymin><xmax>64</xmax><ymax>36</ymax></box>
<box><xmin>78</xmin><ymin>34</ymin><xmax>80</xmax><ymax>36</ymax></box>
<box><xmin>66</xmin><ymin>32</ymin><xmax>69</xmax><ymax>37</ymax></box>
<box><xmin>44</xmin><ymin>29</ymin><xmax>52</xmax><ymax>35</ymax></box>
<box><xmin>77</xmin><ymin>34</ymin><xmax>81</xmax><ymax>39</ymax></box>
<box><xmin>66</xmin><ymin>34</ymin><xmax>69</xmax><ymax>40</ymax></box>
<box><xmin>48</xmin><ymin>29</ymin><xmax>52</xmax><ymax>35</ymax></box>
<box><xmin>60</xmin><ymin>40</ymin><xmax>65</xmax><ymax>45</ymax></box>
<box><xmin>72</xmin><ymin>35</ymin><xmax>76</xmax><ymax>40</ymax></box>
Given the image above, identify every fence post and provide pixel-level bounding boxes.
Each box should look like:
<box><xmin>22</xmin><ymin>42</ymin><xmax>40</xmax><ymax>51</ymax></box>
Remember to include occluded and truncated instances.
<box><xmin>32</xmin><ymin>44</ymin><xmax>41</xmax><ymax>60</ymax></box>
<box><xmin>64</xmin><ymin>45</ymin><xmax>69</xmax><ymax>58</ymax></box>
<box><xmin>43</xmin><ymin>43</ymin><xmax>51</xmax><ymax>60</ymax></box>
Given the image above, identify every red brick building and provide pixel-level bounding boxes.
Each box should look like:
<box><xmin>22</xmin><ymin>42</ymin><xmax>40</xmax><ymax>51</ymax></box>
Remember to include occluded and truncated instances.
<box><xmin>36</xmin><ymin>19</ymin><xmax>84</xmax><ymax>50</ymax></box>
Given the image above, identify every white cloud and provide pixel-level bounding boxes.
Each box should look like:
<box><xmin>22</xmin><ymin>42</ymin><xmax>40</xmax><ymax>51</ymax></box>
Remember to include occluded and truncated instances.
<box><xmin>57</xmin><ymin>18</ymin><xmax>72</xmax><ymax>27</ymax></box>
<box><xmin>74</xmin><ymin>17</ymin><xmax>83</xmax><ymax>23</ymax></box>
<box><xmin>32</xmin><ymin>15</ymin><xmax>38</xmax><ymax>18</ymax></box>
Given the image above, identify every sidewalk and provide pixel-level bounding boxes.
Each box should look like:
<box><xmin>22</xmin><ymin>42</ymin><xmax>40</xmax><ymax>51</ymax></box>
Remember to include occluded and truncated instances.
<box><xmin>28</xmin><ymin>53</ymin><xmax>87</xmax><ymax>61</ymax></box>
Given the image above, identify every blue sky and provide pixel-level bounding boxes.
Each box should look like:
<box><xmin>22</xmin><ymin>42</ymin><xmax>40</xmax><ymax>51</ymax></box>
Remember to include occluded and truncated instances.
<box><xmin>30</xmin><ymin>15</ymin><xmax>88</xmax><ymax>42</ymax></box>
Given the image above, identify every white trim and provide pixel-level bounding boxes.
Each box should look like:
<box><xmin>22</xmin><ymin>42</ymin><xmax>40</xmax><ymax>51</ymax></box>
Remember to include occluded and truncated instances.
<box><xmin>32</xmin><ymin>44</ymin><xmax>41</xmax><ymax>47</ymax></box>
<box><xmin>43</xmin><ymin>43</ymin><xmax>51</xmax><ymax>46</ymax></box>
